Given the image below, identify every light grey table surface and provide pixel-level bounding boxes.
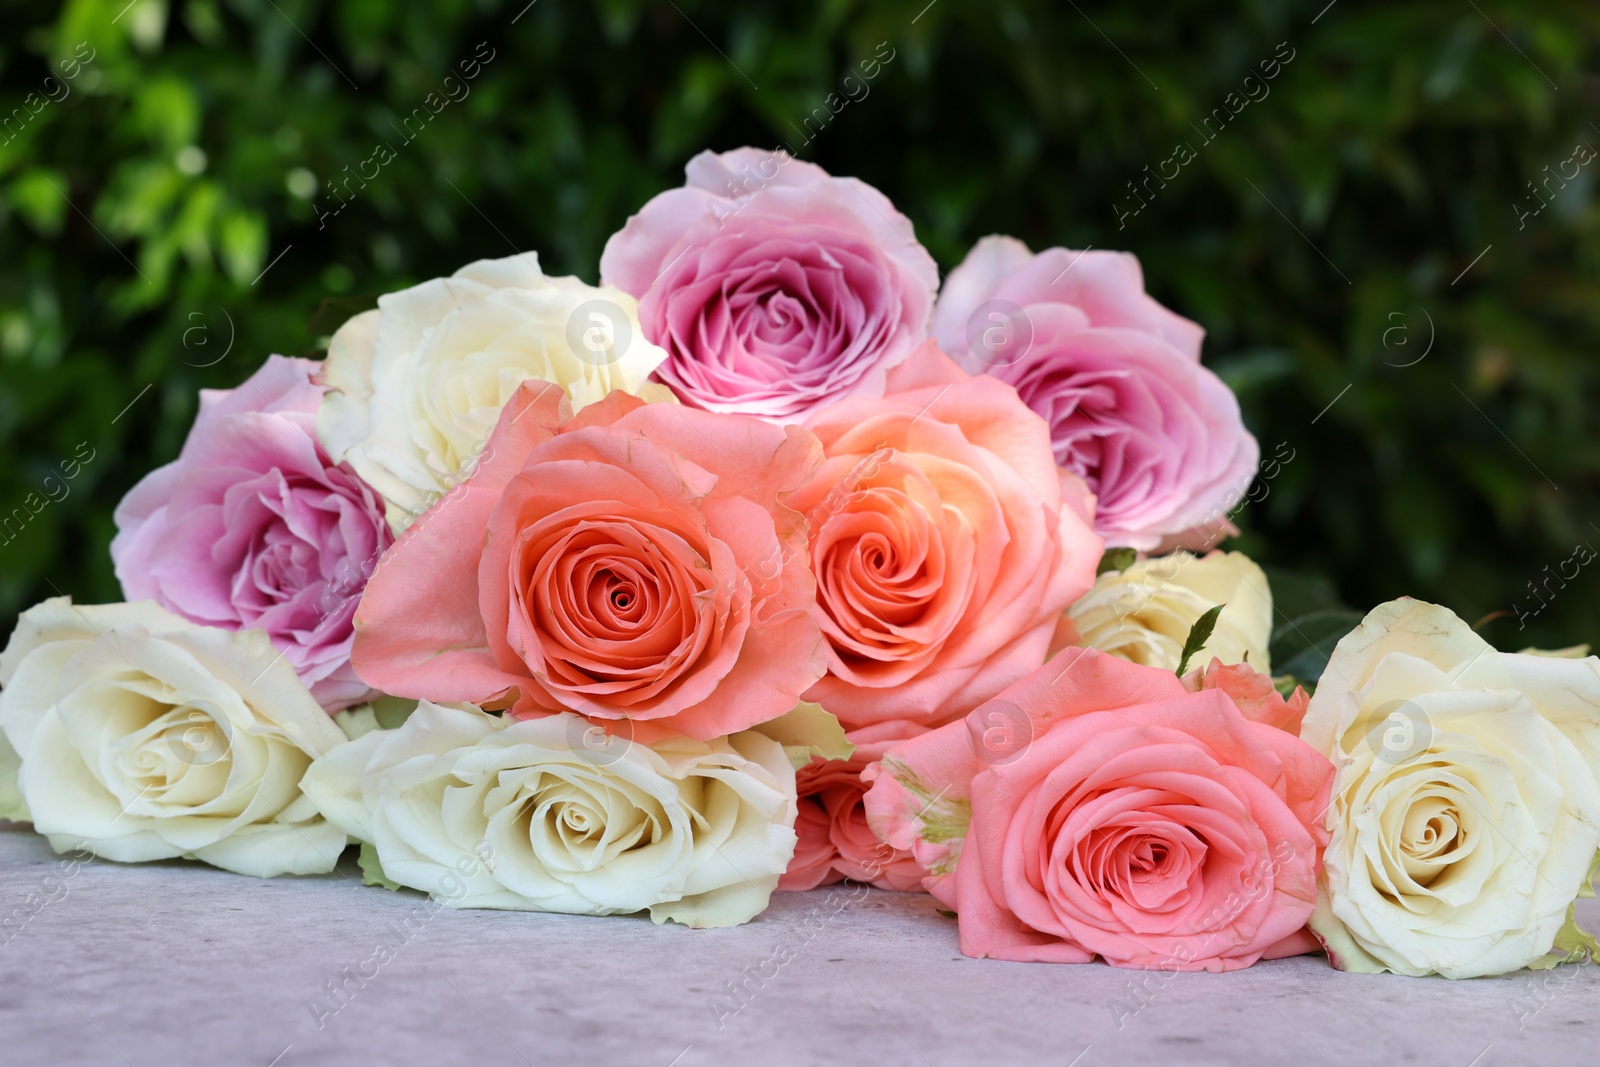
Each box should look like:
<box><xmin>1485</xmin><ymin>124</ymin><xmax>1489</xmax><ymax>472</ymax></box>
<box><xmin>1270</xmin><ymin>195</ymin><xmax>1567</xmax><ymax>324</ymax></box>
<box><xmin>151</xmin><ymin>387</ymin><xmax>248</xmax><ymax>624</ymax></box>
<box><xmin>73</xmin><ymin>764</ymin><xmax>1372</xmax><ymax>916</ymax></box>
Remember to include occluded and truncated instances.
<box><xmin>0</xmin><ymin>823</ymin><xmax>1593</xmax><ymax>1067</ymax></box>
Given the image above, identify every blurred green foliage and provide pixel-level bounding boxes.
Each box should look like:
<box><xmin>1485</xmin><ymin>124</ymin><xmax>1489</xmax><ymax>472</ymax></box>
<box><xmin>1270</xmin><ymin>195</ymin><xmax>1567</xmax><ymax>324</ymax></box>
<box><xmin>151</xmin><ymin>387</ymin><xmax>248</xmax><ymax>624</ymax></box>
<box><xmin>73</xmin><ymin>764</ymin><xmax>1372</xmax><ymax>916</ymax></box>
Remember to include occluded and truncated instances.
<box><xmin>2</xmin><ymin>0</ymin><xmax>1597</xmax><ymax>652</ymax></box>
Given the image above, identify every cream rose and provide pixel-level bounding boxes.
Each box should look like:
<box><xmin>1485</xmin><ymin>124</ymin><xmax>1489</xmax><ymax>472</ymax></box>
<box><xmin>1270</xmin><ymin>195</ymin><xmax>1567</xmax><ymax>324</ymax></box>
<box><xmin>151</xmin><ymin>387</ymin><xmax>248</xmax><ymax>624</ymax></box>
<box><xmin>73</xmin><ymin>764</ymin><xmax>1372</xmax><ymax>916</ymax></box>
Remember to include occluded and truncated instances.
<box><xmin>301</xmin><ymin>701</ymin><xmax>798</xmax><ymax>928</ymax></box>
<box><xmin>1066</xmin><ymin>550</ymin><xmax>1273</xmax><ymax>671</ymax></box>
<box><xmin>317</xmin><ymin>254</ymin><xmax>674</xmax><ymax>530</ymax></box>
<box><xmin>1302</xmin><ymin>598</ymin><xmax>1600</xmax><ymax>977</ymax></box>
<box><xmin>0</xmin><ymin>598</ymin><xmax>349</xmax><ymax>877</ymax></box>
<box><xmin>0</xmin><ymin>728</ymin><xmax>24</xmax><ymax>822</ymax></box>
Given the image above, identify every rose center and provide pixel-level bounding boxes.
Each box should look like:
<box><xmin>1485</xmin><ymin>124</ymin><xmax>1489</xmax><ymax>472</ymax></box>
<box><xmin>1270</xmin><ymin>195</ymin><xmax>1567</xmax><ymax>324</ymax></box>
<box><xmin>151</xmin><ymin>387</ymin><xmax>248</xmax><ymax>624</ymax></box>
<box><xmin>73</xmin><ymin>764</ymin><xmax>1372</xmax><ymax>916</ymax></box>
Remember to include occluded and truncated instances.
<box><xmin>812</xmin><ymin>486</ymin><xmax>949</xmax><ymax>647</ymax></box>
<box><xmin>1126</xmin><ymin>838</ymin><xmax>1169</xmax><ymax>875</ymax></box>
<box><xmin>602</xmin><ymin>573</ymin><xmax>642</xmax><ymax>616</ymax></box>
<box><xmin>1397</xmin><ymin>794</ymin><xmax>1466</xmax><ymax>884</ymax></box>
<box><xmin>860</xmin><ymin>535</ymin><xmax>896</xmax><ymax>574</ymax></box>
<box><xmin>112</xmin><ymin>696</ymin><xmax>234</xmax><ymax>809</ymax></box>
<box><xmin>241</xmin><ymin>534</ymin><xmax>320</xmax><ymax>610</ymax></box>
<box><xmin>516</xmin><ymin>516</ymin><xmax>723</xmax><ymax>694</ymax></box>
<box><xmin>558</xmin><ymin>804</ymin><xmax>597</xmax><ymax>835</ymax></box>
<box><xmin>1065</xmin><ymin>809</ymin><xmax>1207</xmax><ymax>916</ymax></box>
<box><xmin>729</xmin><ymin>269</ymin><xmax>823</xmax><ymax>359</ymax></box>
<box><xmin>518</xmin><ymin>775</ymin><xmax>662</xmax><ymax>872</ymax></box>
<box><xmin>1029</xmin><ymin>374</ymin><xmax>1156</xmax><ymax>499</ymax></box>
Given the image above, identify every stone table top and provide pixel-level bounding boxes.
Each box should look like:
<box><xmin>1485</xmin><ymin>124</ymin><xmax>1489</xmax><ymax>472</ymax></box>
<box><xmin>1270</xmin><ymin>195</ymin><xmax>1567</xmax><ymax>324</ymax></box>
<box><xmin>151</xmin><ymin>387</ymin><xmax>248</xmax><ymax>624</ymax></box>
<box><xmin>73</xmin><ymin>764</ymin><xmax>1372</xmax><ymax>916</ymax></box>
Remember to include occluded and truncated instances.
<box><xmin>0</xmin><ymin>824</ymin><xmax>1593</xmax><ymax>1066</ymax></box>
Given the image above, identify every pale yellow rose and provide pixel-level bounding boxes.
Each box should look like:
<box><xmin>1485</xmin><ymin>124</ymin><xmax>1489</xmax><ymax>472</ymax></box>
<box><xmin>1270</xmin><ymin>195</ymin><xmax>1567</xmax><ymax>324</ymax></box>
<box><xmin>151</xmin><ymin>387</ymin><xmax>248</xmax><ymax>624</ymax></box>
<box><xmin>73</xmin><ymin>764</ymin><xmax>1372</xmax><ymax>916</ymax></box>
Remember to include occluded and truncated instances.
<box><xmin>302</xmin><ymin>701</ymin><xmax>798</xmax><ymax>928</ymax></box>
<box><xmin>1302</xmin><ymin>598</ymin><xmax>1600</xmax><ymax>978</ymax></box>
<box><xmin>1065</xmin><ymin>550</ymin><xmax>1274</xmax><ymax>671</ymax></box>
<box><xmin>0</xmin><ymin>598</ymin><xmax>349</xmax><ymax>877</ymax></box>
<box><xmin>317</xmin><ymin>254</ymin><xmax>675</xmax><ymax>530</ymax></box>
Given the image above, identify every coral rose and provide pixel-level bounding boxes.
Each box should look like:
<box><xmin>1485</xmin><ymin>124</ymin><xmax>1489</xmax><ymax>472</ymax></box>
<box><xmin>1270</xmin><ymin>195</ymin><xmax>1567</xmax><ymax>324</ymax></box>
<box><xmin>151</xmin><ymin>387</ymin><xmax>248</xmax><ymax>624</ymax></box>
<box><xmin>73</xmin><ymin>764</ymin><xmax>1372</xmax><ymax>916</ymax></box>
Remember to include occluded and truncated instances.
<box><xmin>779</xmin><ymin>724</ymin><xmax>925</xmax><ymax>893</ymax></box>
<box><xmin>350</xmin><ymin>382</ymin><xmax>827</xmax><ymax>741</ymax></box>
<box><xmin>795</xmin><ymin>343</ymin><xmax>1102</xmax><ymax>731</ymax></box>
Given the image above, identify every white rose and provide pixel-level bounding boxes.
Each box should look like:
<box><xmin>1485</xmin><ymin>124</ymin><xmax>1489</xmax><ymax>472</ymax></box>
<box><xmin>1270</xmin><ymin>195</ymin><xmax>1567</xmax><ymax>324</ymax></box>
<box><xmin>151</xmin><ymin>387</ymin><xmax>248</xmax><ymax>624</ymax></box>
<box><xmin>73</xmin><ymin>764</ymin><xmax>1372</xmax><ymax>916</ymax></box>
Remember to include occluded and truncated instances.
<box><xmin>301</xmin><ymin>701</ymin><xmax>798</xmax><ymax>928</ymax></box>
<box><xmin>0</xmin><ymin>727</ymin><xmax>24</xmax><ymax>823</ymax></box>
<box><xmin>1066</xmin><ymin>550</ymin><xmax>1274</xmax><ymax>671</ymax></box>
<box><xmin>1302</xmin><ymin>597</ymin><xmax>1600</xmax><ymax>977</ymax></box>
<box><xmin>0</xmin><ymin>598</ymin><xmax>350</xmax><ymax>877</ymax></box>
<box><xmin>317</xmin><ymin>254</ymin><xmax>675</xmax><ymax>530</ymax></box>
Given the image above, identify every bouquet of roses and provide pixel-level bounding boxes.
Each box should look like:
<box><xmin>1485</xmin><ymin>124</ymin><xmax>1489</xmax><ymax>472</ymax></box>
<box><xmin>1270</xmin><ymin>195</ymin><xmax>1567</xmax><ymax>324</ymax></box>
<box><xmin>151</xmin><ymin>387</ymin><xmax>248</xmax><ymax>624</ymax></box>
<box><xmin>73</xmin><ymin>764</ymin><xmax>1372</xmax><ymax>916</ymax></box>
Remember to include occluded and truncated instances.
<box><xmin>4</xmin><ymin>148</ymin><xmax>1596</xmax><ymax>979</ymax></box>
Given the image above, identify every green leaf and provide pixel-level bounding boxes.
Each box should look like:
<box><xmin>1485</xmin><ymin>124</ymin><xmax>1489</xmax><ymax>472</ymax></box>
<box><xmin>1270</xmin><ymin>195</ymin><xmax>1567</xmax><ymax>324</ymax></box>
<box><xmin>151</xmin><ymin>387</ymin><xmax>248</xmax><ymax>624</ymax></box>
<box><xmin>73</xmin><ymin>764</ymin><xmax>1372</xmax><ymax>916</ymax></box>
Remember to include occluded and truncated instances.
<box><xmin>749</xmin><ymin>701</ymin><xmax>855</xmax><ymax>769</ymax></box>
<box><xmin>7</xmin><ymin>169</ymin><xmax>69</xmax><ymax>236</ymax></box>
<box><xmin>218</xmin><ymin>209</ymin><xmax>267</xmax><ymax>287</ymax></box>
<box><xmin>1175</xmin><ymin>603</ymin><xmax>1225</xmax><ymax>678</ymax></box>
<box><xmin>306</xmin><ymin>294</ymin><xmax>381</xmax><ymax>340</ymax></box>
<box><xmin>1097</xmin><ymin>547</ymin><xmax>1137</xmax><ymax>576</ymax></box>
<box><xmin>133</xmin><ymin>77</ymin><xmax>199</xmax><ymax>151</ymax></box>
<box><xmin>358</xmin><ymin>843</ymin><xmax>402</xmax><ymax>891</ymax></box>
<box><xmin>1270</xmin><ymin>609</ymin><xmax>1365</xmax><ymax>683</ymax></box>
<box><xmin>1258</xmin><ymin>566</ymin><xmax>1347</xmax><ymax>620</ymax></box>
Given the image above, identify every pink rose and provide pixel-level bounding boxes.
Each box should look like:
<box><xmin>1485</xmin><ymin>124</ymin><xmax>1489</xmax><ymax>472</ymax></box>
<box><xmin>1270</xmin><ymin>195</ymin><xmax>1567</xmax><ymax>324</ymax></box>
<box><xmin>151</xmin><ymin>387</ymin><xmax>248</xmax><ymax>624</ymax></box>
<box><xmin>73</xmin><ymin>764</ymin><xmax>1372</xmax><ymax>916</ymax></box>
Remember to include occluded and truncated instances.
<box><xmin>779</xmin><ymin>725</ymin><xmax>925</xmax><ymax>893</ymax></box>
<box><xmin>865</xmin><ymin>648</ymin><xmax>1333</xmax><ymax>971</ymax></box>
<box><xmin>112</xmin><ymin>355</ymin><xmax>392</xmax><ymax>711</ymax></box>
<box><xmin>600</xmin><ymin>148</ymin><xmax>938</xmax><ymax>422</ymax></box>
<box><xmin>793</xmin><ymin>343</ymin><xmax>1102</xmax><ymax>732</ymax></box>
<box><xmin>350</xmin><ymin>383</ymin><xmax>828</xmax><ymax>741</ymax></box>
<box><xmin>932</xmin><ymin>236</ymin><xmax>1258</xmax><ymax>550</ymax></box>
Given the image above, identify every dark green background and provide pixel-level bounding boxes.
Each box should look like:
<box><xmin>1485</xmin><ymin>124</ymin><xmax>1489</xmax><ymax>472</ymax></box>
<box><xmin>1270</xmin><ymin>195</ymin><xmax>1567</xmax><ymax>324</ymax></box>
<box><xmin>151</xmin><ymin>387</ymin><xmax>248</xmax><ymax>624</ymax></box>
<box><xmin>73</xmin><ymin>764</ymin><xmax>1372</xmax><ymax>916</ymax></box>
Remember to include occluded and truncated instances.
<box><xmin>2</xmin><ymin>0</ymin><xmax>1597</xmax><ymax>656</ymax></box>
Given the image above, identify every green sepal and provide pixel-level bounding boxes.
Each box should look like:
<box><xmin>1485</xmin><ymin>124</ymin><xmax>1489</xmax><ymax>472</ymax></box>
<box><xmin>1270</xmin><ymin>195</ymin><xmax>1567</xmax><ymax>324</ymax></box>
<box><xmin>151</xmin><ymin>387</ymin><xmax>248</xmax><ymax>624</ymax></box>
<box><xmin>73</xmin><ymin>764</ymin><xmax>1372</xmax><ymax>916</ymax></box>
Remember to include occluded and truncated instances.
<box><xmin>1097</xmin><ymin>547</ymin><xmax>1137</xmax><ymax>576</ymax></box>
<box><xmin>882</xmin><ymin>757</ymin><xmax>973</xmax><ymax>877</ymax></box>
<box><xmin>334</xmin><ymin>695</ymin><xmax>419</xmax><ymax>741</ymax></box>
<box><xmin>1273</xmin><ymin>674</ymin><xmax>1311</xmax><ymax>700</ymax></box>
<box><xmin>358</xmin><ymin>842</ymin><xmax>402</xmax><ymax>891</ymax></box>
<box><xmin>1175</xmin><ymin>604</ymin><xmax>1226</xmax><ymax>678</ymax></box>
<box><xmin>1529</xmin><ymin>849</ymin><xmax>1600</xmax><ymax>970</ymax></box>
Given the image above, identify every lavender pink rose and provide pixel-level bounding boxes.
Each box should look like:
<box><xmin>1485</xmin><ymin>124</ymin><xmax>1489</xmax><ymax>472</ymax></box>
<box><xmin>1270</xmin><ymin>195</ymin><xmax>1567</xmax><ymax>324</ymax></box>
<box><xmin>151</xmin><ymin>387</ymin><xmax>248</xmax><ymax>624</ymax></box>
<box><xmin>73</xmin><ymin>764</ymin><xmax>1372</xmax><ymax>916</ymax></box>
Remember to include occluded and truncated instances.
<box><xmin>112</xmin><ymin>355</ymin><xmax>392</xmax><ymax>710</ymax></box>
<box><xmin>600</xmin><ymin>148</ymin><xmax>939</xmax><ymax>423</ymax></box>
<box><xmin>932</xmin><ymin>236</ymin><xmax>1258</xmax><ymax>550</ymax></box>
